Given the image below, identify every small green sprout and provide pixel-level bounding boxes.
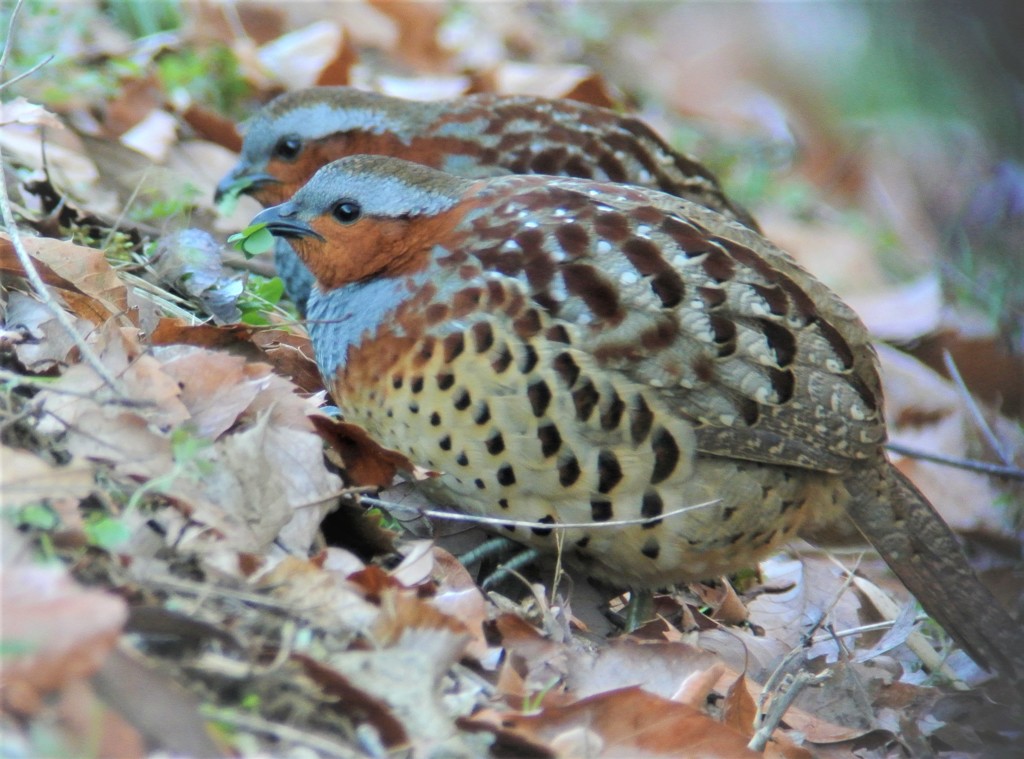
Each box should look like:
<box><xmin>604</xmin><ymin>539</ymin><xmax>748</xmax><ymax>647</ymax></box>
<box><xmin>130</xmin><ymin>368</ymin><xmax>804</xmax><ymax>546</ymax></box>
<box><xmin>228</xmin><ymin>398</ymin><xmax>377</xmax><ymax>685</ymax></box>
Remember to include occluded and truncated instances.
<box><xmin>228</xmin><ymin>222</ymin><xmax>274</xmax><ymax>258</ymax></box>
<box><xmin>215</xmin><ymin>176</ymin><xmax>257</xmax><ymax>216</ymax></box>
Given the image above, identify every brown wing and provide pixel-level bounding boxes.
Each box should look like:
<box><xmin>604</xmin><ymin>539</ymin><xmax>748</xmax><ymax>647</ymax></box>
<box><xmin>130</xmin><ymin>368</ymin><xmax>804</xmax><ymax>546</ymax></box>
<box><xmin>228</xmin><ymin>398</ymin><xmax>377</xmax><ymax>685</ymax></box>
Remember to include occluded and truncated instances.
<box><xmin>448</xmin><ymin>176</ymin><xmax>885</xmax><ymax>473</ymax></box>
<box><xmin>430</xmin><ymin>95</ymin><xmax>761</xmax><ymax>231</ymax></box>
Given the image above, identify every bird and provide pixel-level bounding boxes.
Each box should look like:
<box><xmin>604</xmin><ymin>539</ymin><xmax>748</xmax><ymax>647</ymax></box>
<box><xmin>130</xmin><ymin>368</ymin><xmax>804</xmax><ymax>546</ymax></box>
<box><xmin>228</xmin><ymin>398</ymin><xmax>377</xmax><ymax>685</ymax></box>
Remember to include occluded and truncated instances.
<box><xmin>216</xmin><ymin>86</ymin><xmax>759</xmax><ymax>313</ymax></box>
<box><xmin>250</xmin><ymin>154</ymin><xmax>1024</xmax><ymax>684</ymax></box>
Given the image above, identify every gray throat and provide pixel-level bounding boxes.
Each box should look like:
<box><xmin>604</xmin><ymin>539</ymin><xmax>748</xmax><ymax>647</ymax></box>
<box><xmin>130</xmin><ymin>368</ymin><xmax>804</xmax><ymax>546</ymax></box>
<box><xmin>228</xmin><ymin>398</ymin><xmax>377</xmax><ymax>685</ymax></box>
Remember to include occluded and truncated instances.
<box><xmin>305</xmin><ymin>277</ymin><xmax>414</xmax><ymax>379</ymax></box>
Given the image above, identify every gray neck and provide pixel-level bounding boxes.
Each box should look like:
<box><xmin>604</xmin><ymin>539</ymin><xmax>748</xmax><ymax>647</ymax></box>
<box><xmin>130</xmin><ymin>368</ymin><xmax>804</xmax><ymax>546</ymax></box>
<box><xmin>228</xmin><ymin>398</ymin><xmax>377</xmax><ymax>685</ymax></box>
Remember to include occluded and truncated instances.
<box><xmin>305</xmin><ymin>277</ymin><xmax>412</xmax><ymax>378</ymax></box>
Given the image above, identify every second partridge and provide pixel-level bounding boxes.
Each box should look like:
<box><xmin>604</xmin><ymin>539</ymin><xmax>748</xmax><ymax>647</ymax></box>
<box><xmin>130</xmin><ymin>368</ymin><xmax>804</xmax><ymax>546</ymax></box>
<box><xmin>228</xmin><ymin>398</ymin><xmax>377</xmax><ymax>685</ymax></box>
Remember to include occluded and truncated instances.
<box><xmin>217</xmin><ymin>86</ymin><xmax>758</xmax><ymax>312</ymax></box>
<box><xmin>252</xmin><ymin>155</ymin><xmax>1024</xmax><ymax>683</ymax></box>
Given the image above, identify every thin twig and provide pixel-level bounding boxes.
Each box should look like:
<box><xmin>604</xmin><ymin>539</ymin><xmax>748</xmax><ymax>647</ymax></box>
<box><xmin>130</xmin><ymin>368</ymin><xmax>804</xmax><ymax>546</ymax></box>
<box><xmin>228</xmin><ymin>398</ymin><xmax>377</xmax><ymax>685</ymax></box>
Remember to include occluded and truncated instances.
<box><xmin>101</xmin><ymin>164</ymin><xmax>153</xmax><ymax>251</ymax></box>
<box><xmin>0</xmin><ymin>53</ymin><xmax>53</xmax><ymax>92</ymax></box>
<box><xmin>885</xmin><ymin>441</ymin><xmax>1024</xmax><ymax>481</ymax></box>
<box><xmin>0</xmin><ymin>4</ymin><xmax>126</xmax><ymax>395</ymax></box>
<box><xmin>358</xmin><ymin>494</ymin><xmax>721</xmax><ymax>530</ymax></box>
<box><xmin>0</xmin><ymin>0</ymin><xmax>26</xmax><ymax>79</ymax></box>
<box><xmin>748</xmin><ymin>667</ymin><xmax>832</xmax><ymax>753</ymax></box>
<box><xmin>942</xmin><ymin>348</ymin><xmax>1012</xmax><ymax>465</ymax></box>
<box><xmin>200</xmin><ymin>708</ymin><xmax>369</xmax><ymax>759</ymax></box>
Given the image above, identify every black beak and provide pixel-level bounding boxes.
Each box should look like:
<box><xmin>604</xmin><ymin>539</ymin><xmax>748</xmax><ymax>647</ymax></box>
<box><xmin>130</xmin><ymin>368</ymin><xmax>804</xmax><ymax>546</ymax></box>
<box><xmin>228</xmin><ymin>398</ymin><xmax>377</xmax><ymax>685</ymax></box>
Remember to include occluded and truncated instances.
<box><xmin>251</xmin><ymin>204</ymin><xmax>325</xmax><ymax>241</ymax></box>
<box><xmin>214</xmin><ymin>168</ymin><xmax>281</xmax><ymax>204</ymax></box>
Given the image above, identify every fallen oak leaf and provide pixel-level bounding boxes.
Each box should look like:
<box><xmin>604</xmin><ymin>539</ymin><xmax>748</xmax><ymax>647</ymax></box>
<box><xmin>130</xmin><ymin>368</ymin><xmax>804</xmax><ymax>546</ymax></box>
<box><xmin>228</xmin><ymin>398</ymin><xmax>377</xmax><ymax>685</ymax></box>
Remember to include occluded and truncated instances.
<box><xmin>310</xmin><ymin>414</ymin><xmax>417</xmax><ymax>488</ymax></box>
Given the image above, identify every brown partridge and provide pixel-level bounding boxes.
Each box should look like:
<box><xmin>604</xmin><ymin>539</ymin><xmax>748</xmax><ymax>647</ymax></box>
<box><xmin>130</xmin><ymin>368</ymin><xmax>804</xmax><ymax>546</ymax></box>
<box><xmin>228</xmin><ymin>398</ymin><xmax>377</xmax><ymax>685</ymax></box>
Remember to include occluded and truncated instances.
<box><xmin>216</xmin><ymin>86</ymin><xmax>758</xmax><ymax>312</ymax></box>
<box><xmin>252</xmin><ymin>155</ymin><xmax>1024</xmax><ymax>683</ymax></box>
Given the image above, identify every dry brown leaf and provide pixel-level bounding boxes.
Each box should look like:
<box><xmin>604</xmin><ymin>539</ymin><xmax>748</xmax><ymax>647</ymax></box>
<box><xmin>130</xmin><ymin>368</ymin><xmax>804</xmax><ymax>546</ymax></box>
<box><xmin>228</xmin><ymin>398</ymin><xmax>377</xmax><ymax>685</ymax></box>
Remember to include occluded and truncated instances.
<box><xmin>174</xmin><ymin>409</ymin><xmax>336</xmax><ymax>553</ymax></box>
<box><xmin>158</xmin><ymin>347</ymin><xmax>267</xmax><ymax>439</ymax></box>
<box><xmin>257</xmin><ymin>21</ymin><xmax>344</xmax><ymax>89</ymax></box>
<box><xmin>1</xmin><ymin>234</ymin><xmax>127</xmax><ymax>326</ymax></box>
<box><xmin>0</xmin><ymin>98</ymin><xmax>64</xmax><ymax>129</ymax></box>
<box><xmin>1</xmin><ymin>121</ymin><xmax>99</xmax><ymax>191</ymax></box>
<box><xmin>120</xmin><ymin>108</ymin><xmax>178</xmax><ymax>163</ymax></box>
<box><xmin>567</xmin><ymin>639</ymin><xmax>722</xmax><ymax>704</ymax></box>
<box><xmin>908</xmin><ymin>328</ymin><xmax>1024</xmax><ymax>419</ymax></box>
<box><xmin>311</xmin><ymin>414</ymin><xmax>414</xmax><ymax>487</ymax></box>
<box><xmin>487</xmin><ymin>61</ymin><xmax>616</xmax><ymax>106</ymax></box>
<box><xmin>259</xmin><ymin>555</ymin><xmax>379</xmax><ymax>632</ymax></box>
<box><xmin>367</xmin><ymin>0</ymin><xmax>449</xmax><ymax>71</ymax></box>
<box><xmin>150</xmin><ymin>320</ymin><xmax>322</xmax><ymax>394</ymax></box>
<box><xmin>0</xmin><ymin>447</ymin><xmax>96</xmax><ymax>507</ymax></box>
<box><xmin>326</xmin><ymin>623</ymin><xmax>474</xmax><ymax>755</ymax></box>
<box><xmin>102</xmin><ymin>76</ymin><xmax>164</xmax><ymax>138</ymax></box>
<box><xmin>180</xmin><ymin>104</ymin><xmax>242</xmax><ymax>153</ymax></box>
<box><xmin>291</xmin><ymin>653</ymin><xmax>409</xmax><ymax>749</ymax></box>
<box><xmin>315</xmin><ymin>24</ymin><xmax>357</xmax><ymax>86</ymax></box>
<box><xmin>0</xmin><ymin>551</ymin><xmax>127</xmax><ymax>716</ymax></box>
<box><xmin>3</xmin><ymin>291</ymin><xmax>94</xmax><ymax>372</ymax></box>
<box><xmin>372</xmin><ymin>587</ymin><xmax>469</xmax><ymax>648</ymax></box>
<box><xmin>745</xmin><ymin>555</ymin><xmax>863</xmax><ymax>666</ymax></box>
<box><xmin>488</xmin><ymin>686</ymin><xmax>761</xmax><ymax>758</ymax></box>
<box><xmin>694</xmin><ymin>578</ymin><xmax>749</xmax><ymax>626</ymax></box>
<box><xmin>722</xmin><ymin>674</ymin><xmax>757</xmax><ymax>737</ymax></box>
<box><xmin>876</xmin><ymin>343</ymin><xmax>1014</xmax><ymax>533</ymax></box>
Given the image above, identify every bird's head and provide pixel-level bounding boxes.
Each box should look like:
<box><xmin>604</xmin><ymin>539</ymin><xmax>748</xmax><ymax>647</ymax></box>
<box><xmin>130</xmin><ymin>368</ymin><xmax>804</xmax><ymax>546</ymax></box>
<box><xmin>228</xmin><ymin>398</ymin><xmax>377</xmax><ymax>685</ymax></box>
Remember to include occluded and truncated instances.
<box><xmin>250</xmin><ymin>155</ymin><xmax>474</xmax><ymax>289</ymax></box>
<box><xmin>215</xmin><ymin>87</ymin><xmax>441</xmax><ymax>207</ymax></box>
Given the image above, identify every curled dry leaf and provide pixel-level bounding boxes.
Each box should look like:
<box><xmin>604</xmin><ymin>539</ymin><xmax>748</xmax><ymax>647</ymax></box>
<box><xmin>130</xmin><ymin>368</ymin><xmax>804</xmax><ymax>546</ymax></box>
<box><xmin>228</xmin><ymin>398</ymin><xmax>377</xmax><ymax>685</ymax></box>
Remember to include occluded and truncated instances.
<box><xmin>311</xmin><ymin>414</ymin><xmax>416</xmax><ymax>488</ymax></box>
<box><xmin>150</xmin><ymin>229</ymin><xmax>242</xmax><ymax>324</ymax></box>
<box><xmin>722</xmin><ymin>674</ymin><xmax>757</xmax><ymax>738</ymax></box>
<box><xmin>1</xmin><ymin>234</ymin><xmax>128</xmax><ymax>327</ymax></box>
<box><xmin>388</xmin><ymin>539</ymin><xmax>436</xmax><ymax>588</ymax></box>
<box><xmin>3</xmin><ymin>291</ymin><xmax>95</xmax><ymax>372</ymax></box>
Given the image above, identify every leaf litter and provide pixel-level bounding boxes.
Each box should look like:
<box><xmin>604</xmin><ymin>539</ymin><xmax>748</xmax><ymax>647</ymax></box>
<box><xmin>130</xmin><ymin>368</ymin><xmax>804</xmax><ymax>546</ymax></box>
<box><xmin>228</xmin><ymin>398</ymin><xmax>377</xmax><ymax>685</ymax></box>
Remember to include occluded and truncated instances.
<box><xmin>2</xmin><ymin>3</ymin><xmax>1023</xmax><ymax>757</ymax></box>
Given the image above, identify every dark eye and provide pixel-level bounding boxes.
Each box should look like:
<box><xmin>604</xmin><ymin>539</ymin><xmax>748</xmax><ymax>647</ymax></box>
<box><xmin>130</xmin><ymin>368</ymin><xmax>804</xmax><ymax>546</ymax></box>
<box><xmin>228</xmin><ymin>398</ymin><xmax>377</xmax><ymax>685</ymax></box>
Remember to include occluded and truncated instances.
<box><xmin>273</xmin><ymin>136</ymin><xmax>302</xmax><ymax>160</ymax></box>
<box><xmin>332</xmin><ymin>200</ymin><xmax>361</xmax><ymax>224</ymax></box>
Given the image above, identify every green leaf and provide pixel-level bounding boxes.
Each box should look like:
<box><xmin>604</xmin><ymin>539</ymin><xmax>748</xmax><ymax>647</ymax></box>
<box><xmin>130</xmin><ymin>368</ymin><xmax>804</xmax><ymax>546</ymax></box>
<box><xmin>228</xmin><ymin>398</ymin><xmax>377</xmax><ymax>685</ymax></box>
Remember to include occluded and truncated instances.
<box><xmin>251</xmin><ymin>276</ymin><xmax>285</xmax><ymax>305</ymax></box>
<box><xmin>229</xmin><ymin>223</ymin><xmax>274</xmax><ymax>258</ymax></box>
<box><xmin>17</xmin><ymin>503</ymin><xmax>59</xmax><ymax>530</ymax></box>
<box><xmin>239</xmin><ymin>310</ymin><xmax>270</xmax><ymax>326</ymax></box>
<box><xmin>84</xmin><ymin>516</ymin><xmax>131</xmax><ymax>550</ymax></box>
<box><xmin>215</xmin><ymin>175</ymin><xmax>258</xmax><ymax>216</ymax></box>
